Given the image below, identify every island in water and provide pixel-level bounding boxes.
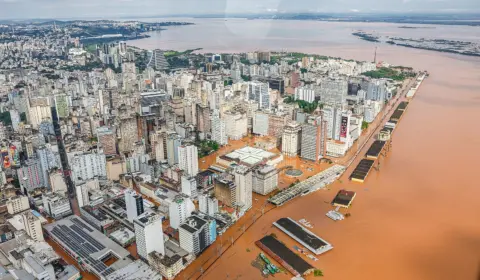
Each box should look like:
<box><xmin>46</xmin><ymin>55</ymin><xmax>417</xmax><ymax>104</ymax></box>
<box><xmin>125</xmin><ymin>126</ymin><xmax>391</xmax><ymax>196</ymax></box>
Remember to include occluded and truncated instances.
<box><xmin>352</xmin><ymin>31</ymin><xmax>480</xmax><ymax>57</ymax></box>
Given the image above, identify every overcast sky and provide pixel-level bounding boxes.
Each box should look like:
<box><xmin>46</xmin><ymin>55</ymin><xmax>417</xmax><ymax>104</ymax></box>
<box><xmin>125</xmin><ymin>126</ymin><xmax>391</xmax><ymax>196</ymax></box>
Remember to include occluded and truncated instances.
<box><xmin>1</xmin><ymin>0</ymin><xmax>478</xmax><ymax>19</ymax></box>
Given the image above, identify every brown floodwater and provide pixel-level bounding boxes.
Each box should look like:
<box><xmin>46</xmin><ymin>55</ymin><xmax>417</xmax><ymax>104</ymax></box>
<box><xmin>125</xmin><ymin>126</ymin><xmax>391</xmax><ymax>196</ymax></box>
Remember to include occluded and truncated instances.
<box><xmin>128</xmin><ymin>19</ymin><xmax>480</xmax><ymax>280</ymax></box>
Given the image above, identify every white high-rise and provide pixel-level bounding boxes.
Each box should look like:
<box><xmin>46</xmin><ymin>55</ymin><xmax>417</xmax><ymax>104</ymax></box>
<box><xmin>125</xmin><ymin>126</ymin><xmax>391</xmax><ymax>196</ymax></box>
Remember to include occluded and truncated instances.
<box><xmin>248</xmin><ymin>81</ymin><xmax>270</xmax><ymax>110</ymax></box>
<box><xmin>68</xmin><ymin>151</ymin><xmax>107</xmax><ymax>185</ymax></box>
<box><xmin>294</xmin><ymin>87</ymin><xmax>315</xmax><ymax>103</ymax></box>
<box><xmin>234</xmin><ymin>165</ymin><xmax>253</xmax><ymax>211</ymax></box>
<box><xmin>134</xmin><ymin>212</ymin><xmax>165</xmax><ymax>260</ymax></box>
<box><xmin>211</xmin><ymin>112</ymin><xmax>228</xmax><ymax>145</ymax></box>
<box><xmin>224</xmin><ymin>110</ymin><xmax>248</xmax><ymax>140</ymax></box>
<box><xmin>125</xmin><ymin>189</ymin><xmax>144</xmax><ymax>223</ymax></box>
<box><xmin>198</xmin><ymin>193</ymin><xmax>219</xmax><ymax>216</ymax></box>
<box><xmin>168</xmin><ymin>195</ymin><xmax>195</xmax><ymax>230</ymax></box>
<box><xmin>322</xmin><ymin>105</ymin><xmax>342</xmax><ymax>140</ymax></box>
<box><xmin>178</xmin><ymin>144</ymin><xmax>199</xmax><ymax>176</ymax></box>
<box><xmin>181</xmin><ymin>175</ymin><xmax>198</xmax><ymax>198</ymax></box>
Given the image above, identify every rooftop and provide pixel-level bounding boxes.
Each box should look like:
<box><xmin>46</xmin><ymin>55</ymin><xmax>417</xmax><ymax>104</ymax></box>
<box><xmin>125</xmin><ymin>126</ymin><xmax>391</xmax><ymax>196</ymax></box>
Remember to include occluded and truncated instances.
<box><xmin>105</xmin><ymin>259</ymin><xmax>161</xmax><ymax>280</ymax></box>
<box><xmin>331</xmin><ymin>190</ymin><xmax>357</xmax><ymax>207</ymax></box>
<box><xmin>43</xmin><ymin>216</ymin><xmax>131</xmax><ymax>278</ymax></box>
<box><xmin>180</xmin><ymin>215</ymin><xmax>207</xmax><ymax>234</ymax></box>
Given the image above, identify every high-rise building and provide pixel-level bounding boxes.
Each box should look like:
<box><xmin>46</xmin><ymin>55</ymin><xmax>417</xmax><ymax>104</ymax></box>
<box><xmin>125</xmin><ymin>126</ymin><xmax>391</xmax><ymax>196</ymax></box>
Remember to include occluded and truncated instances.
<box><xmin>21</xmin><ymin>211</ymin><xmax>44</xmax><ymax>242</ymax></box>
<box><xmin>268</xmin><ymin>113</ymin><xmax>288</xmax><ymax>139</ymax></box>
<box><xmin>322</xmin><ymin>105</ymin><xmax>343</xmax><ymax>140</ymax></box>
<box><xmin>134</xmin><ymin>212</ymin><xmax>165</xmax><ymax>259</ymax></box>
<box><xmin>295</xmin><ymin>87</ymin><xmax>315</xmax><ymax>103</ymax></box>
<box><xmin>152</xmin><ymin>49</ymin><xmax>169</xmax><ymax>70</ymax></box>
<box><xmin>178</xmin><ymin>144</ymin><xmax>199</xmax><ymax>176</ymax></box>
<box><xmin>253</xmin><ymin>111</ymin><xmax>269</xmax><ymax>136</ymax></box>
<box><xmin>37</xmin><ymin>145</ymin><xmax>60</xmax><ymax>189</ymax></box>
<box><xmin>75</xmin><ymin>179</ymin><xmax>100</xmax><ymax>208</ymax></box>
<box><xmin>17</xmin><ymin>159</ymin><xmax>45</xmax><ymax>194</ymax></box>
<box><xmin>97</xmin><ymin>127</ymin><xmax>116</xmax><ymax>156</ymax></box>
<box><xmin>214</xmin><ymin>177</ymin><xmax>236</xmax><ymax>208</ymax></box>
<box><xmin>166</xmin><ymin>133</ymin><xmax>182</xmax><ymax>166</ymax></box>
<box><xmin>224</xmin><ymin>110</ymin><xmax>248</xmax><ymax>140</ymax></box>
<box><xmin>198</xmin><ymin>193</ymin><xmax>219</xmax><ymax>216</ymax></box>
<box><xmin>125</xmin><ymin>189</ymin><xmax>144</xmax><ymax>223</ymax></box>
<box><xmin>318</xmin><ymin>79</ymin><xmax>348</xmax><ymax>105</ymax></box>
<box><xmin>248</xmin><ymin>81</ymin><xmax>270</xmax><ymax>110</ymax></box>
<box><xmin>68</xmin><ymin>151</ymin><xmax>107</xmax><ymax>185</ymax></box>
<box><xmin>6</xmin><ymin>195</ymin><xmax>29</xmax><ymax>215</ymax></box>
<box><xmin>366</xmin><ymin>80</ymin><xmax>388</xmax><ymax>102</ymax></box>
<box><xmin>234</xmin><ymin>165</ymin><xmax>253</xmax><ymax>211</ymax></box>
<box><xmin>42</xmin><ymin>192</ymin><xmax>72</xmax><ymax>219</ymax></box>
<box><xmin>179</xmin><ymin>214</ymin><xmax>216</xmax><ymax>255</ymax></box>
<box><xmin>181</xmin><ymin>176</ymin><xmax>198</xmax><ymax>198</ymax></box>
<box><xmin>169</xmin><ymin>195</ymin><xmax>195</xmax><ymax>230</ymax></box>
<box><xmin>252</xmin><ymin>165</ymin><xmax>278</xmax><ymax>195</ymax></box>
<box><xmin>301</xmin><ymin>116</ymin><xmax>325</xmax><ymax>161</ymax></box>
<box><xmin>339</xmin><ymin>111</ymin><xmax>352</xmax><ymax>145</ymax></box>
<box><xmin>282</xmin><ymin>122</ymin><xmax>302</xmax><ymax>156</ymax></box>
<box><xmin>118</xmin><ymin>116</ymin><xmax>138</xmax><ymax>154</ymax></box>
<box><xmin>211</xmin><ymin>111</ymin><xmax>228</xmax><ymax>145</ymax></box>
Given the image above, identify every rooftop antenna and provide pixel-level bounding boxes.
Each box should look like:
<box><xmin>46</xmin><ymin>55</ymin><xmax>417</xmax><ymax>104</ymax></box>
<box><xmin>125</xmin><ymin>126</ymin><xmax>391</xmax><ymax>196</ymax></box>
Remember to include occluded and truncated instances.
<box><xmin>374</xmin><ymin>47</ymin><xmax>377</xmax><ymax>64</ymax></box>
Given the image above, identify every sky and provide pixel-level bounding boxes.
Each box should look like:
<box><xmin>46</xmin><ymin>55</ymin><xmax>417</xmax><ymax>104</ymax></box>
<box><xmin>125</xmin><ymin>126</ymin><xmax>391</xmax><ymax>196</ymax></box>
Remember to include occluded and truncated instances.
<box><xmin>0</xmin><ymin>0</ymin><xmax>478</xmax><ymax>19</ymax></box>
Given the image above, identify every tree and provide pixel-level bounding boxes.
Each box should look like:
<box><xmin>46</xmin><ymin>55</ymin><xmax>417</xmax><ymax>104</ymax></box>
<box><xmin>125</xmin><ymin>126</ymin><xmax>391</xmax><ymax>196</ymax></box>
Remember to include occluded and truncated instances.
<box><xmin>300</xmin><ymin>68</ymin><xmax>308</xmax><ymax>74</ymax></box>
<box><xmin>362</xmin><ymin>121</ymin><xmax>369</xmax><ymax>130</ymax></box>
<box><xmin>314</xmin><ymin>269</ymin><xmax>324</xmax><ymax>277</ymax></box>
<box><xmin>241</xmin><ymin>75</ymin><xmax>251</xmax><ymax>82</ymax></box>
<box><xmin>0</xmin><ymin>112</ymin><xmax>11</xmax><ymax>125</ymax></box>
<box><xmin>20</xmin><ymin>112</ymin><xmax>27</xmax><ymax>122</ymax></box>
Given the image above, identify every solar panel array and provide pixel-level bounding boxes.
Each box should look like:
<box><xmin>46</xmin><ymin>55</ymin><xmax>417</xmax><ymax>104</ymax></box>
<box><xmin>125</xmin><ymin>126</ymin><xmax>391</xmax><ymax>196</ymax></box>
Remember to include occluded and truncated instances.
<box><xmin>350</xmin><ymin>159</ymin><xmax>375</xmax><ymax>182</ymax></box>
<box><xmin>49</xmin><ymin>221</ymin><xmax>114</xmax><ymax>277</ymax></box>
<box><xmin>71</xmin><ymin>217</ymin><xmax>93</xmax><ymax>232</ymax></box>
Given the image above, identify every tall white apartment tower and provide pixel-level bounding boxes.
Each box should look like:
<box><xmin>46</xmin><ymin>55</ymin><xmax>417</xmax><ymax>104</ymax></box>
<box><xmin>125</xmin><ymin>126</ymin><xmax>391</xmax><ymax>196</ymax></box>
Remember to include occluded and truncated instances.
<box><xmin>168</xmin><ymin>195</ymin><xmax>195</xmax><ymax>229</ymax></box>
<box><xmin>134</xmin><ymin>212</ymin><xmax>165</xmax><ymax>260</ymax></box>
<box><xmin>178</xmin><ymin>144</ymin><xmax>199</xmax><ymax>176</ymax></box>
<box><xmin>234</xmin><ymin>165</ymin><xmax>253</xmax><ymax>211</ymax></box>
<box><xmin>211</xmin><ymin>111</ymin><xmax>228</xmax><ymax>145</ymax></box>
<box><xmin>198</xmin><ymin>193</ymin><xmax>219</xmax><ymax>216</ymax></box>
<box><xmin>125</xmin><ymin>189</ymin><xmax>145</xmax><ymax>223</ymax></box>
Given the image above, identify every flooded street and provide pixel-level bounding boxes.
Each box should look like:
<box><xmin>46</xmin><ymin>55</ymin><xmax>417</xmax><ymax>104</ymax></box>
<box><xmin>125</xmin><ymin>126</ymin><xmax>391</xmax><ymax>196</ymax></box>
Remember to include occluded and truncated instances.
<box><xmin>132</xmin><ymin>19</ymin><xmax>480</xmax><ymax>280</ymax></box>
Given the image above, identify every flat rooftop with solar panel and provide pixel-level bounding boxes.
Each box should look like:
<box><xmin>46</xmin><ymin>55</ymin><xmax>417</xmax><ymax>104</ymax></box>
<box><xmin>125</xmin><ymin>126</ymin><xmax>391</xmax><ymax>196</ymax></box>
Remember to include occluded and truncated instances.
<box><xmin>43</xmin><ymin>216</ymin><xmax>133</xmax><ymax>279</ymax></box>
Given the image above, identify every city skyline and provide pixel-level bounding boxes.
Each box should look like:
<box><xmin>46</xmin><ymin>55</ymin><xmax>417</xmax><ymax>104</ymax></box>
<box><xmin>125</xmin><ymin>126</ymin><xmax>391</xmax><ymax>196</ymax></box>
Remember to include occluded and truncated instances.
<box><xmin>1</xmin><ymin>0</ymin><xmax>480</xmax><ymax>19</ymax></box>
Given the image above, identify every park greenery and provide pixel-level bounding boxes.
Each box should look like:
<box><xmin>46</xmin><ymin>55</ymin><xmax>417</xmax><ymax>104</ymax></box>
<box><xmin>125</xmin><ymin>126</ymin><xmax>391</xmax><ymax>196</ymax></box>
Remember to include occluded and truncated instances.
<box><xmin>241</xmin><ymin>75</ymin><xmax>251</xmax><ymax>82</ymax></box>
<box><xmin>284</xmin><ymin>96</ymin><xmax>321</xmax><ymax>114</ymax></box>
<box><xmin>0</xmin><ymin>112</ymin><xmax>12</xmax><ymax>125</ymax></box>
<box><xmin>362</xmin><ymin>121</ymin><xmax>369</xmax><ymax>130</ymax></box>
<box><xmin>314</xmin><ymin>269</ymin><xmax>324</xmax><ymax>277</ymax></box>
<box><xmin>362</xmin><ymin>67</ymin><xmax>415</xmax><ymax>81</ymax></box>
<box><xmin>164</xmin><ymin>48</ymin><xmax>202</xmax><ymax>58</ymax></box>
<box><xmin>197</xmin><ymin>140</ymin><xmax>220</xmax><ymax>158</ymax></box>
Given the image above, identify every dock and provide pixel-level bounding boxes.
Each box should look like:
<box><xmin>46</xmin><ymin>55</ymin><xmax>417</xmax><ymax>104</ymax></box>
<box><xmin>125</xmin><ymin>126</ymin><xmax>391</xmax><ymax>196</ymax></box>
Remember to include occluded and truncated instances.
<box><xmin>273</xmin><ymin>217</ymin><xmax>333</xmax><ymax>255</ymax></box>
<box><xmin>268</xmin><ymin>165</ymin><xmax>345</xmax><ymax>206</ymax></box>
<box><xmin>256</xmin><ymin>235</ymin><xmax>314</xmax><ymax>277</ymax></box>
<box><xmin>365</xmin><ymin>140</ymin><xmax>387</xmax><ymax>160</ymax></box>
<box><xmin>349</xmin><ymin>159</ymin><xmax>375</xmax><ymax>183</ymax></box>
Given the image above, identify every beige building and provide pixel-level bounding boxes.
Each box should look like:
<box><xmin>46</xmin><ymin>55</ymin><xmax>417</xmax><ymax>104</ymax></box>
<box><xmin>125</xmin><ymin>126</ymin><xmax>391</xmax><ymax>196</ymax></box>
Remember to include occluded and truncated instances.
<box><xmin>21</xmin><ymin>211</ymin><xmax>44</xmax><ymax>242</ymax></box>
<box><xmin>6</xmin><ymin>195</ymin><xmax>30</xmax><ymax>215</ymax></box>
<box><xmin>106</xmin><ymin>158</ymin><xmax>127</xmax><ymax>181</ymax></box>
<box><xmin>282</xmin><ymin>122</ymin><xmax>302</xmax><ymax>156</ymax></box>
